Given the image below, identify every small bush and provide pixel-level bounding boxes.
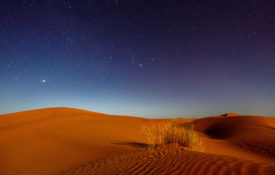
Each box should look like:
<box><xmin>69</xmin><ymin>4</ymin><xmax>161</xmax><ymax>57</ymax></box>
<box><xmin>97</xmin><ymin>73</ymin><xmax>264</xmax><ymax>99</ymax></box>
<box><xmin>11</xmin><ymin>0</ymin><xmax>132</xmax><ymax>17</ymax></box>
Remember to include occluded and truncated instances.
<box><xmin>143</xmin><ymin>122</ymin><xmax>202</xmax><ymax>151</ymax></box>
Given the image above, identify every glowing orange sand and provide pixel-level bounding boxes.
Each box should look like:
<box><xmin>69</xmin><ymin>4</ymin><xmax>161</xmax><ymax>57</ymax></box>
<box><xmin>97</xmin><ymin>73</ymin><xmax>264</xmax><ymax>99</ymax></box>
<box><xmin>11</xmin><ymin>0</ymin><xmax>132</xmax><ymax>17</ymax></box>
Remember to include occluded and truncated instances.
<box><xmin>0</xmin><ymin>108</ymin><xmax>274</xmax><ymax>175</ymax></box>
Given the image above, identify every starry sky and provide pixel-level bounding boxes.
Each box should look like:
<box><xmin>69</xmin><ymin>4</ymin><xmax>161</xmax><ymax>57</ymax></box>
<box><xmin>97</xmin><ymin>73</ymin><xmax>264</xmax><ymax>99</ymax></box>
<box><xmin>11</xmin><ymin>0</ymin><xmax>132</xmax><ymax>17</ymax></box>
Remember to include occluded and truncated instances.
<box><xmin>0</xmin><ymin>0</ymin><xmax>274</xmax><ymax>118</ymax></box>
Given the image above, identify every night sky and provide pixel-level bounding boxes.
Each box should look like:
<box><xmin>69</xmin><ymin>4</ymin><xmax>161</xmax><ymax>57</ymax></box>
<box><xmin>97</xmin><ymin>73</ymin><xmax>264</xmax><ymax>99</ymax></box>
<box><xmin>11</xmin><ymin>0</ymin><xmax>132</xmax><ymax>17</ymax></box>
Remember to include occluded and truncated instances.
<box><xmin>1</xmin><ymin>0</ymin><xmax>274</xmax><ymax>118</ymax></box>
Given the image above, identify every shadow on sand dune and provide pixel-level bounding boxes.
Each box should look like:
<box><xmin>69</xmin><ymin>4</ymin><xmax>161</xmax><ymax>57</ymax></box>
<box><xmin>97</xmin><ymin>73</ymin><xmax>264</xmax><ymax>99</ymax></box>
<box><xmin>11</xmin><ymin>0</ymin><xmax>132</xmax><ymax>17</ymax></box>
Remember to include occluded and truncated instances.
<box><xmin>114</xmin><ymin>142</ymin><xmax>149</xmax><ymax>148</ymax></box>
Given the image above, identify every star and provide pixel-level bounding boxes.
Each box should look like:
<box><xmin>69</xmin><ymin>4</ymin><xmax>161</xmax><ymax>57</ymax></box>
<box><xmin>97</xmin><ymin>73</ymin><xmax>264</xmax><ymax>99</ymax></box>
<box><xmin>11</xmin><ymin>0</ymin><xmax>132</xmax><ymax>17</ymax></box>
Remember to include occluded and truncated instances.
<box><xmin>42</xmin><ymin>79</ymin><xmax>46</xmax><ymax>83</ymax></box>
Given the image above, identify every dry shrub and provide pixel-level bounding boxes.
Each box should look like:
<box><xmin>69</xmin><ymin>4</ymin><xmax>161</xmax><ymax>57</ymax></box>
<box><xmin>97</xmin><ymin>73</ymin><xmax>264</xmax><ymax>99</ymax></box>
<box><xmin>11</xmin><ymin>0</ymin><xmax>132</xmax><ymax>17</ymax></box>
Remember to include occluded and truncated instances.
<box><xmin>143</xmin><ymin>122</ymin><xmax>202</xmax><ymax>151</ymax></box>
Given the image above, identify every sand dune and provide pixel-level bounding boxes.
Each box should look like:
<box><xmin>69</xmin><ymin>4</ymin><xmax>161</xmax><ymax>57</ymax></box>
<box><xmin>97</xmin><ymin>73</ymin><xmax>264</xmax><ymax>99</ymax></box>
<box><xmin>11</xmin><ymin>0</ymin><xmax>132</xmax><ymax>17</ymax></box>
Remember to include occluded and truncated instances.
<box><xmin>194</xmin><ymin>115</ymin><xmax>275</xmax><ymax>163</ymax></box>
<box><xmin>0</xmin><ymin>108</ymin><xmax>275</xmax><ymax>175</ymax></box>
<box><xmin>58</xmin><ymin>145</ymin><xmax>275</xmax><ymax>175</ymax></box>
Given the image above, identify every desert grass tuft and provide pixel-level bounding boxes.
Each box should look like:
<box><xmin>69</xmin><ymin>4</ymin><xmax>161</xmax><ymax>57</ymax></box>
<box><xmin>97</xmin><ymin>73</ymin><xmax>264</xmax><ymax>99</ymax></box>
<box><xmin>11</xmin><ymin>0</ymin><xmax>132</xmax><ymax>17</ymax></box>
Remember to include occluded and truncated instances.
<box><xmin>143</xmin><ymin>122</ymin><xmax>202</xmax><ymax>151</ymax></box>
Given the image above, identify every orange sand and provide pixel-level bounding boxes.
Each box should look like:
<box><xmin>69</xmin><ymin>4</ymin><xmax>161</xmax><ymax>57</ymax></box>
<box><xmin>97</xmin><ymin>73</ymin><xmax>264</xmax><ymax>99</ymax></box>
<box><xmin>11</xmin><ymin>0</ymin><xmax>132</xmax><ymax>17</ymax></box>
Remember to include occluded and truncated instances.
<box><xmin>0</xmin><ymin>108</ymin><xmax>274</xmax><ymax>175</ymax></box>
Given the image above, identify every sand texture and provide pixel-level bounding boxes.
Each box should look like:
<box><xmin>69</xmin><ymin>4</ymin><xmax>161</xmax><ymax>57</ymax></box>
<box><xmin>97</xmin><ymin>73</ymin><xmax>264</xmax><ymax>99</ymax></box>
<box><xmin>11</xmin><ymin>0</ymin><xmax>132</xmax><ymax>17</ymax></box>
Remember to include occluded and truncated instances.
<box><xmin>0</xmin><ymin>108</ymin><xmax>274</xmax><ymax>175</ymax></box>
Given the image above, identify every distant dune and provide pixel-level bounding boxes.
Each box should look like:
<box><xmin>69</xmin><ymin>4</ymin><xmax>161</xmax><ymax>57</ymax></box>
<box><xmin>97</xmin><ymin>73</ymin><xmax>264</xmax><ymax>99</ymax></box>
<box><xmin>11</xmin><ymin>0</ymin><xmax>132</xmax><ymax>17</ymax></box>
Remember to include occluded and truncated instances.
<box><xmin>0</xmin><ymin>108</ymin><xmax>275</xmax><ymax>175</ymax></box>
<box><xmin>220</xmin><ymin>113</ymin><xmax>240</xmax><ymax>117</ymax></box>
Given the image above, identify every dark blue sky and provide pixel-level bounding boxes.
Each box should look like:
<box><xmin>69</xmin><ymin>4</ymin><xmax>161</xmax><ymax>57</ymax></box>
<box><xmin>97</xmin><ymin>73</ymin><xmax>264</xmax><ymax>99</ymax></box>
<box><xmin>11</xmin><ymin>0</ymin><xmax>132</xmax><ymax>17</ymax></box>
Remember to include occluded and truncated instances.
<box><xmin>1</xmin><ymin>0</ymin><xmax>274</xmax><ymax>118</ymax></box>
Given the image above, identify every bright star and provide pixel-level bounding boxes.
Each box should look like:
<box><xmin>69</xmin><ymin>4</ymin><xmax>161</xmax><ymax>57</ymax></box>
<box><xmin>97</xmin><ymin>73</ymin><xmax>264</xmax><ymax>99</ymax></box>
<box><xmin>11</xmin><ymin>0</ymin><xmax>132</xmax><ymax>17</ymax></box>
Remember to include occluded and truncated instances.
<box><xmin>42</xmin><ymin>79</ymin><xmax>46</xmax><ymax>83</ymax></box>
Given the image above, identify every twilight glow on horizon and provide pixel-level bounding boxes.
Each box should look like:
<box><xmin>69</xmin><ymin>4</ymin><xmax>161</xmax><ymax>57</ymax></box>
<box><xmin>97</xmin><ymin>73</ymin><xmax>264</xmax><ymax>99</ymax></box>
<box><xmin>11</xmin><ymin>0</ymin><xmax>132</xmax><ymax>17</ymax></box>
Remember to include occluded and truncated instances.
<box><xmin>0</xmin><ymin>0</ymin><xmax>274</xmax><ymax>118</ymax></box>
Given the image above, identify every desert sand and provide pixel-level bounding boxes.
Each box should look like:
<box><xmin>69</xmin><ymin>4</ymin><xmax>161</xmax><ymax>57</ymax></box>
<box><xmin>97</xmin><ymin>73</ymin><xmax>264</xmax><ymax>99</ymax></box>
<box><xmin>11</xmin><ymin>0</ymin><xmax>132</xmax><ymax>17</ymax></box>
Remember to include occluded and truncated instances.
<box><xmin>0</xmin><ymin>107</ymin><xmax>275</xmax><ymax>175</ymax></box>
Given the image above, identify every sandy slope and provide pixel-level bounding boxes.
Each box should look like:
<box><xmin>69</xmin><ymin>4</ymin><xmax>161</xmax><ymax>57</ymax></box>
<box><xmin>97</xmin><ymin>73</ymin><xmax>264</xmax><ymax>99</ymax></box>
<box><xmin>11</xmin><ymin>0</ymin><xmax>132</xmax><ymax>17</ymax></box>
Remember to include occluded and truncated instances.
<box><xmin>0</xmin><ymin>108</ymin><xmax>149</xmax><ymax>175</ymax></box>
<box><xmin>59</xmin><ymin>146</ymin><xmax>275</xmax><ymax>175</ymax></box>
<box><xmin>0</xmin><ymin>108</ymin><xmax>275</xmax><ymax>175</ymax></box>
<box><xmin>194</xmin><ymin>115</ymin><xmax>275</xmax><ymax>163</ymax></box>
